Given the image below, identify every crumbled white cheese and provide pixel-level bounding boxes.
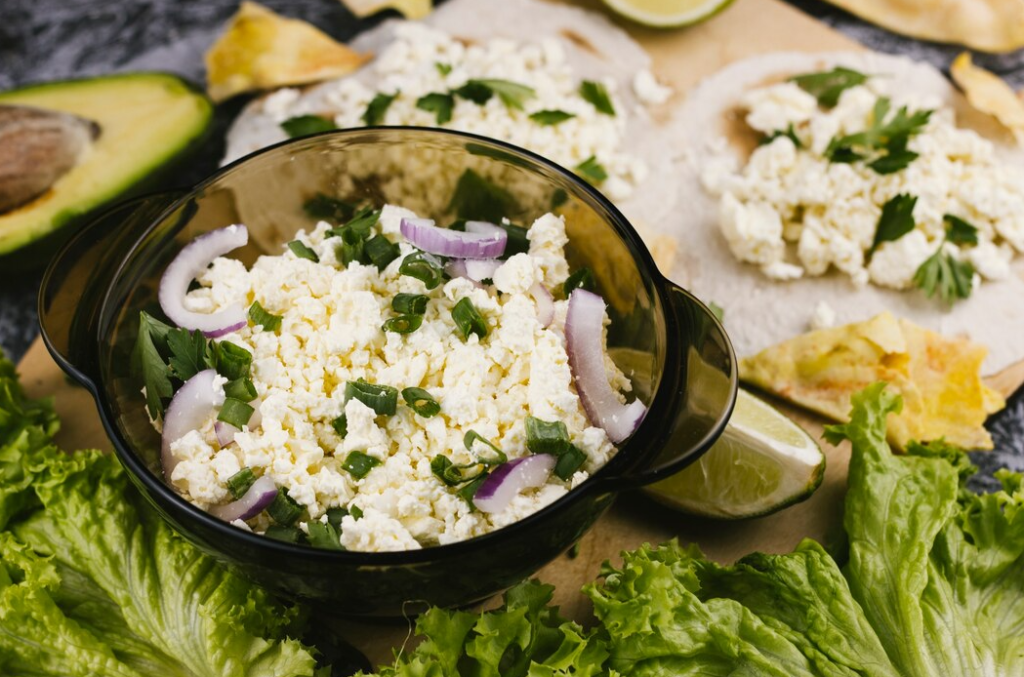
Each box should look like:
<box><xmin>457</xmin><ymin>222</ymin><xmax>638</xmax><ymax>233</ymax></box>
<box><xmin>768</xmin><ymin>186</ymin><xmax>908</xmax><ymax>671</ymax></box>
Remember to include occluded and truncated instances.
<box><xmin>632</xmin><ymin>69</ymin><xmax>672</xmax><ymax>105</ymax></box>
<box><xmin>808</xmin><ymin>301</ymin><xmax>837</xmax><ymax>331</ymax></box>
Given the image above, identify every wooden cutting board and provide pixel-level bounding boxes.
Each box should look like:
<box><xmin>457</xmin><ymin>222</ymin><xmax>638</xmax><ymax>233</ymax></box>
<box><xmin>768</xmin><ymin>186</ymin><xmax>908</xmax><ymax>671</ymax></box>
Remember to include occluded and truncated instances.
<box><xmin>15</xmin><ymin>0</ymin><xmax>1024</xmax><ymax>666</ymax></box>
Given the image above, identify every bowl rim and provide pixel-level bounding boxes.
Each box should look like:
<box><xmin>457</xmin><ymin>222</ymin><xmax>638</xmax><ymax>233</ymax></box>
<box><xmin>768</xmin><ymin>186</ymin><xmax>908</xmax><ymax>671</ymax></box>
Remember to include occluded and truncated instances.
<box><xmin>76</xmin><ymin>126</ymin><xmax>725</xmax><ymax>565</ymax></box>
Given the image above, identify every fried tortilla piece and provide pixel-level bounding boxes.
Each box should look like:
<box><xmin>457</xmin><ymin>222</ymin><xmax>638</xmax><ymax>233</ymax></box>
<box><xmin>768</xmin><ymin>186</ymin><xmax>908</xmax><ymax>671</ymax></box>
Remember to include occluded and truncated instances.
<box><xmin>205</xmin><ymin>1</ymin><xmax>368</xmax><ymax>103</ymax></box>
<box><xmin>951</xmin><ymin>52</ymin><xmax>1024</xmax><ymax>145</ymax></box>
<box><xmin>820</xmin><ymin>0</ymin><xmax>1024</xmax><ymax>53</ymax></box>
<box><xmin>739</xmin><ymin>312</ymin><xmax>1004</xmax><ymax>451</ymax></box>
<box><xmin>339</xmin><ymin>0</ymin><xmax>433</xmax><ymax>19</ymax></box>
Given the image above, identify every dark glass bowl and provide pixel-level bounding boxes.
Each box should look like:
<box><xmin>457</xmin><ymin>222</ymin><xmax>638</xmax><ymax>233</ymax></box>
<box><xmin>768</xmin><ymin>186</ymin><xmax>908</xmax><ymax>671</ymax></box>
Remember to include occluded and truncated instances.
<box><xmin>39</xmin><ymin>127</ymin><xmax>736</xmax><ymax>616</ymax></box>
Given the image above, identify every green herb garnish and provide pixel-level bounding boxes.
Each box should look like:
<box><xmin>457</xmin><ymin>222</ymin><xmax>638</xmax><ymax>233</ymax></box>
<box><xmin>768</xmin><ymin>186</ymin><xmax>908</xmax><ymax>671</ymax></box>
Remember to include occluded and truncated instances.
<box><xmin>943</xmin><ymin>214</ymin><xmax>979</xmax><ymax>246</ymax></box>
<box><xmin>217</xmin><ymin>398</ymin><xmax>254</xmax><ymax>429</ymax></box>
<box><xmin>287</xmin><ymin>240</ymin><xmax>319</xmax><ymax>262</ymax></box>
<box><xmin>166</xmin><ymin>327</ymin><xmax>215</xmax><ymax>382</ymax></box>
<box><xmin>402</xmin><ymin>387</ymin><xmax>440</xmax><ymax>417</ymax></box>
<box><xmin>760</xmin><ymin>124</ymin><xmax>803</xmax><ymax>148</ymax></box>
<box><xmin>435</xmin><ymin>62</ymin><xmax>452</xmax><ymax>76</ymax></box>
<box><xmin>526</xmin><ymin>416</ymin><xmax>571</xmax><ymax>456</ymax></box>
<box><xmin>263</xmin><ymin>525</ymin><xmax>305</xmax><ymax>544</ymax></box>
<box><xmin>824</xmin><ymin>97</ymin><xmax>932</xmax><ymax>173</ymax></box>
<box><xmin>226</xmin><ymin>467</ymin><xmax>257</xmax><ymax>499</ymax></box>
<box><xmin>345</xmin><ymin>380</ymin><xmax>398</xmax><ymax>416</ymax></box>
<box><xmin>870</xmin><ymin>193</ymin><xmax>917</xmax><ymax>254</ymax></box>
<box><xmin>365</xmin><ymin>234</ymin><xmax>400</xmax><ymax>270</ymax></box>
<box><xmin>457</xmin><ymin>474</ymin><xmax>488</xmax><ymax>510</ymax></box>
<box><xmin>453</xmin><ymin>81</ymin><xmax>493</xmax><ymax>105</ymax></box>
<box><xmin>303</xmin><ymin>193</ymin><xmax>354</xmax><ymax>223</ymax></box>
<box><xmin>392</xmin><ymin>293</ymin><xmax>429</xmax><ymax>315</ymax></box>
<box><xmin>133</xmin><ymin>311</ymin><xmax>173</xmax><ymax>419</ymax></box>
<box><xmin>331</xmin><ymin>413</ymin><xmax>348</xmax><ymax>438</ymax></box>
<box><xmin>554</xmin><ymin>445</ymin><xmax>587</xmax><ymax>481</ymax></box>
<box><xmin>911</xmin><ymin>215</ymin><xmax>978</xmax><ymax>306</ymax></box>
<box><xmin>550</xmin><ymin>188</ymin><xmax>568</xmax><ymax>210</ymax></box>
<box><xmin>362</xmin><ymin>92</ymin><xmax>398</xmax><ymax>126</ymax></box>
<box><xmin>456</xmin><ymin>79</ymin><xmax>536</xmax><ymax>110</ymax></box>
<box><xmin>214</xmin><ymin>341</ymin><xmax>252</xmax><ymax>380</ymax></box>
<box><xmin>224</xmin><ymin>377</ymin><xmax>258</xmax><ymax>402</ymax></box>
<box><xmin>349</xmin><ymin>505</ymin><xmax>364</xmax><ymax>520</ymax></box>
<box><xmin>452</xmin><ymin>298</ymin><xmax>488</xmax><ymax>340</ymax></box>
<box><xmin>447</xmin><ymin>168</ymin><xmax>517</xmax><ymax>223</ymax></box>
<box><xmin>400</xmin><ymin>252</ymin><xmax>444</xmax><ymax>289</ymax></box>
<box><xmin>789</xmin><ymin>66</ymin><xmax>868</xmax><ymax>108</ymax></box>
<box><xmin>575</xmin><ymin>155</ymin><xmax>608</xmax><ymax>184</ymax></box>
<box><xmin>326</xmin><ymin>507</ymin><xmax>348</xmax><ymax>530</ymax></box>
<box><xmin>382</xmin><ymin>314</ymin><xmax>424</xmax><ymax>334</ymax></box>
<box><xmin>267</xmin><ymin>490</ymin><xmax>304</xmax><ymax>526</ymax></box>
<box><xmin>280</xmin><ymin>115</ymin><xmax>336</xmax><ymax>138</ymax></box>
<box><xmin>416</xmin><ymin>92</ymin><xmax>455</xmax><ymax>124</ymax></box>
<box><xmin>305</xmin><ymin>521</ymin><xmax>344</xmax><ymax>550</ymax></box>
<box><xmin>342</xmin><ymin>451</ymin><xmax>381</xmax><ymax>479</ymax></box>
<box><xmin>580</xmin><ymin>80</ymin><xmax>615</xmax><ymax>116</ymax></box>
<box><xmin>529</xmin><ymin>109</ymin><xmax>575</xmax><ymax>125</ymax></box>
<box><xmin>431</xmin><ymin>455</ymin><xmax>465</xmax><ymax>486</ymax></box>
<box><xmin>464</xmin><ymin>430</ymin><xmax>507</xmax><ymax>465</ymax></box>
<box><xmin>248</xmin><ymin>301</ymin><xmax>282</xmax><ymax>332</ymax></box>
<box><xmin>563</xmin><ymin>267</ymin><xmax>596</xmax><ymax>296</ymax></box>
<box><xmin>708</xmin><ymin>301</ymin><xmax>725</xmax><ymax>322</ymax></box>
<box><xmin>867</xmin><ymin>148</ymin><xmax>919</xmax><ymax>175</ymax></box>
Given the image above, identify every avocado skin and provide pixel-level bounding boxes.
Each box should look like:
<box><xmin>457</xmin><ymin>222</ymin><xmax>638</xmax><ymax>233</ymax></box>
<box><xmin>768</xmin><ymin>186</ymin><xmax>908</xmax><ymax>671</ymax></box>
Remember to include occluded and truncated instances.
<box><xmin>0</xmin><ymin>73</ymin><xmax>214</xmax><ymax>271</ymax></box>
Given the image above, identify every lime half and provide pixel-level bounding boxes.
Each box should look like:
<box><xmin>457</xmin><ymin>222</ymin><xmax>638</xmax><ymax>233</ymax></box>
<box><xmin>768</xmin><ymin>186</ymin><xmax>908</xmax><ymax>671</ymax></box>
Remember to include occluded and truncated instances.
<box><xmin>645</xmin><ymin>389</ymin><xmax>824</xmax><ymax>519</ymax></box>
<box><xmin>601</xmin><ymin>0</ymin><xmax>736</xmax><ymax>28</ymax></box>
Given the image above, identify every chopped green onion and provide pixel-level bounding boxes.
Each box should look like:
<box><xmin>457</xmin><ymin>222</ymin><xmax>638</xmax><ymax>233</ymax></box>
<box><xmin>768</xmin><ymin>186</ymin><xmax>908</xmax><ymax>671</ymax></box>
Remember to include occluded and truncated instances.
<box><xmin>350</xmin><ymin>505</ymin><xmax>364</xmax><ymax>520</ymax></box>
<box><xmin>326</xmin><ymin>507</ymin><xmax>348</xmax><ymax>530</ymax></box>
<box><xmin>345</xmin><ymin>380</ymin><xmax>399</xmax><ymax>416</ymax></box>
<box><xmin>402</xmin><ymin>387</ymin><xmax>440</xmax><ymax>417</ymax></box>
<box><xmin>525</xmin><ymin>416</ymin><xmax>571</xmax><ymax>456</ymax></box>
<box><xmin>342</xmin><ymin>451</ymin><xmax>382</xmax><ymax>479</ymax></box>
<box><xmin>431</xmin><ymin>455</ymin><xmax>463</xmax><ymax>486</ymax></box>
<box><xmin>214</xmin><ymin>341</ymin><xmax>252</xmax><ymax>380</ymax></box>
<box><xmin>382</xmin><ymin>314</ymin><xmax>423</xmax><ymax>334</ymax></box>
<box><xmin>452</xmin><ymin>298</ymin><xmax>488</xmax><ymax>340</ymax></box>
<box><xmin>287</xmin><ymin>240</ymin><xmax>319</xmax><ymax>262</ymax></box>
<box><xmin>464</xmin><ymin>430</ymin><xmax>507</xmax><ymax>465</ymax></box>
<box><xmin>457</xmin><ymin>474</ymin><xmax>488</xmax><ymax>510</ymax></box>
<box><xmin>248</xmin><ymin>301</ymin><xmax>282</xmax><ymax>332</ymax></box>
<box><xmin>267</xmin><ymin>490</ymin><xmax>304</xmax><ymax>526</ymax></box>
<box><xmin>338</xmin><ymin>239</ymin><xmax>364</xmax><ymax>267</ymax></box>
<box><xmin>392</xmin><ymin>293</ymin><xmax>428</xmax><ymax>315</ymax></box>
<box><xmin>218</xmin><ymin>398</ymin><xmax>254</xmax><ymax>428</ymax></box>
<box><xmin>331</xmin><ymin>413</ymin><xmax>348</xmax><ymax>438</ymax></box>
<box><xmin>554</xmin><ymin>445</ymin><xmax>587</xmax><ymax>481</ymax></box>
<box><xmin>226</xmin><ymin>467</ymin><xmax>257</xmax><ymax>499</ymax></box>
<box><xmin>345</xmin><ymin>207</ymin><xmax>382</xmax><ymax>240</ymax></box>
<box><xmin>306</xmin><ymin>521</ymin><xmax>344</xmax><ymax>550</ymax></box>
<box><xmin>264</xmin><ymin>525</ymin><xmax>305</xmax><ymax>544</ymax></box>
<box><xmin>563</xmin><ymin>267</ymin><xmax>596</xmax><ymax>296</ymax></box>
<box><xmin>400</xmin><ymin>252</ymin><xmax>444</xmax><ymax>289</ymax></box>
<box><xmin>365</xmin><ymin>234</ymin><xmax>400</xmax><ymax>269</ymax></box>
<box><xmin>224</xmin><ymin>378</ymin><xmax>258</xmax><ymax>403</ymax></box>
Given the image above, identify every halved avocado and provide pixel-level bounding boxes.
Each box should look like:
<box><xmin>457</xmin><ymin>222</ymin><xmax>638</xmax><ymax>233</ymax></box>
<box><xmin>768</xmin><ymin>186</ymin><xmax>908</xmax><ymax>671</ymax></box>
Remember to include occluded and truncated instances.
<box><xmin>0</xmin><ymin>73</ymin><xmax>213</xmax><ymax>260</ymax></box>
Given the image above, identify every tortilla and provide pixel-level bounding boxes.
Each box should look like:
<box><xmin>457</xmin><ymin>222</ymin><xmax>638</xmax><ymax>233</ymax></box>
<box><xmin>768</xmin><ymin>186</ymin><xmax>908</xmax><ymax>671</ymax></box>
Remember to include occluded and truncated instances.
<box><xmin>661</xmin><ymin>51</ymin><xmax>1024</xmax><ymax>376</ymax></box>
<box><xmin>951</xmin><ymin>52</ymin><xmax>1024</xmax><ymax>145</ymax></box>
<box><xmin>820</xmin><ymin>0</ymin><xmax>1024</xmax><ymax>53</ymax></box>
<box><xmin>221</xmin><ymin>0</ymin><xmax>680</xmax><ymax>268</ymax></box>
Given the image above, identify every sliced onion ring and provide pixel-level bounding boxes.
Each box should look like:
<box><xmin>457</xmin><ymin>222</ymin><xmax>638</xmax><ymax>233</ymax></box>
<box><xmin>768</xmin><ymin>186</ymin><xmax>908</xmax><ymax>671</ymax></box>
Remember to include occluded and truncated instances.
<box><xmin>529</xmin><ymin>282</ymin><xmax>554</xmax><ymax>328</ymax></box>
<box><xmin>159</xmin><ymin>224</ymin><xmax>249</xmax><ymax>337</ymax></box>
<box><xmin>474</xmin><ymin>454</ymin><xmax>556</xmax><ymax>514</ymax></box>
<box><xmin>215</xmin><ymin>421</ymin><xmax>238</xmax><ymax>447</ymax></box>
<box><xmin>465</xmin><ymin>220</ymin><xmax>505</xmax><ymax>238</ymax></box>
<box><xmin>161</xmin><ymin>369</ymin><xmax>225</xmax><ymax>478</ymax></box>
<box><xmin>210</xmin><ymin>475</ymin><xmax>278</xmax><ymax>522</ymax></box>
<box><xmin>565</xmin><ymin>289</ymin><xmax>646</xmax><ymax>443</ymax></box>
<box><xmin>400</xmin><ymin>218</ymin><xmax>506</xmax><ymax>258</ymax></box>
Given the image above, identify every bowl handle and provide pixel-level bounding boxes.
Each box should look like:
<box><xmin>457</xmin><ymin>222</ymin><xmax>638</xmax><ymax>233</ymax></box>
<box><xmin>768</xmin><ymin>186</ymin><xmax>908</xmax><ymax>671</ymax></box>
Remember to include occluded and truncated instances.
<box><xmin>38</xmin><ymin>191</ymin><xmax>185</xmax><ymax>390</ymax></box>
<box><xmin>599</xmin><ymin>282</ymin><xmax>738</xmax><ymax>491</ymax></box>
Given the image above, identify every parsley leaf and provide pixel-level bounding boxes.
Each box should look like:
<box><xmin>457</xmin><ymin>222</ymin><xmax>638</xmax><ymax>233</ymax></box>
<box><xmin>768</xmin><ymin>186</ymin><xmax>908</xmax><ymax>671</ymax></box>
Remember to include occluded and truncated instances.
<box><xmin>760</xmin><ymin>124</ymin><xmax>803</xmax><ymax>148</ymax></box>
<box><xmin>528</xmin><ymin>109</ymin><xmax>575</xmax><ymax>126</ymax></box>
<box><xmin>416</xmin><ymin>92</ymin><xmax>455</xmax><ymax>124</ymax></box>
<box><xmin>166</xmin><ymin>328</ymin><xmax>216</xmax><ymax>382</ymax></box>
<box><xmin>458</xmin><ymin>79</ymin><xmax>536</xmax><ymax>110</ymax></box>
<box><xmin>575</xmin><ymin>156</ymin><xmax>608</xmax><ymax>184</ymax></box>
<box><xmin>132</xmin><ymin>311</ymin><xmax>173</xmax><ymax>420</ymax></box>
<box><xmin>867</xmin><ymin>148</ymin><xmax>919</xmax><ymax>174</ymax></box>
<box><xmin>447</xmin><ymin>168</ymin><xmax>517</xmax><ymax>222</ymax></box>
<box><xmin>913</xmin><ymin>248</ymin><xmax>975</xmax><ymax>306</ymax></box>
<box><xmin>362</xmin><ymin>92</ymin><xmax>397</xmax><ymax>126</ymax></box>
<box><xmin>580</xmin><ymin>80</ymin><xmax>615</xmax><ymax>116</ymax></box>
<box><xmin>790</xmin><ymin>66</ymin><xmax>868</xmax><ymax>108</ymax></box>
<box><xmin>435</xmin><ymin>62</ymin><xmax>452</xmax><ymax>76</ymax></box>
<box><xmin>453</xmin><ymin>81</ymin><xmax>493</xmax><ymax>105</ymax></box>
<box><xmin>825</xmin><ymin>97</ymin><xmax>932</xmax><ymax>173</ymax></box>
<box><xmin>943</xmin><ymin>214</ymin><xmax>979</xmax><ymax>246</ymax></box>
<box><xmin>870</xmin><ymin>194</ymin><xmax>917</xmax><ymax>254</ymax></box>
<box><xmin>280</xmin><ymin>115</ymin><xmax>336</xmax><ymax>138</ymax></box>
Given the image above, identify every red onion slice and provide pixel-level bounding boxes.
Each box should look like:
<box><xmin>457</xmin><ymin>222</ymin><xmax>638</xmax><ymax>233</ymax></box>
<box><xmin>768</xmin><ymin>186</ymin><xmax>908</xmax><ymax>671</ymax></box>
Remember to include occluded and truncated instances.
<box><xmin>215</xmin><ymin>421</ymin><xmax>238</xmax><ymax>447</ymax></box>
<box><xmin>464</xmin><ymin>258</ymin><xmax>502</xmax><ymax>281</ymax></box>
<box><xmin>400</xmin><ymin>218</ymin><xmax>506</xmax><ymax>258</ymax></box>
<box><xmin>161</xmin><ymin>369</ymin><xmax>225</xmax><ymax>478</ymax></box>
<box><xmin>210</xmin><ymin>475</ymin><xmax>278</xmax><ymax>522</ymax></box>
<box><xmin>474</xmin><ymin>454</ymin><xmax>556</xmax><ymax>514</ymax></box>
<box><xmin>159</xmin><ymin>225</ymin><xmax>249</xmax><ymax>337</ymax></box>
<box><xmin>529</xmin><ymin>282</ymin><xmax>554</xmax><ymax>328</ymax></box>
<box><xmin>565</xmin><ymin>289</ymin><xmax>647</xmax><ymax>443</ymax></box>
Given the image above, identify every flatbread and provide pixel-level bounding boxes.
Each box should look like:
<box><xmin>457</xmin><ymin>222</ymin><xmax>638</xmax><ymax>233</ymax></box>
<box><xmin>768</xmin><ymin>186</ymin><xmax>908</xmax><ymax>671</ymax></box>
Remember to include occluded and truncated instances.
<box><xmin>663</xmin><ymin>51</ymin><xmax>1024</xmax><ymax>375</ymax></box>
<box><xmin>222</xmin><ymin>0</ymin><xmax>679</xmax><ymax>253</ymax></box>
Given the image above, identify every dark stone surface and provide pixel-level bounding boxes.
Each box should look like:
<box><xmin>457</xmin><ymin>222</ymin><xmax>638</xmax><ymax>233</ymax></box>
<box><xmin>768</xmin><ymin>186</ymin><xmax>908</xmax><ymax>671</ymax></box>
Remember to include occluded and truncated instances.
<box><xmin>1</xmin><ymin>0</ymin><xmax>1022</xmax><ymax>487</ymax></box>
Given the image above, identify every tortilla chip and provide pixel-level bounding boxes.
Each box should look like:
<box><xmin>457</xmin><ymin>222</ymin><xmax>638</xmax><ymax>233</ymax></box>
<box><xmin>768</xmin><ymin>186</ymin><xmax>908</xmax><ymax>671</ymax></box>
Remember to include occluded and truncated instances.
<box><xmin>951</xmin><ymin>52</ymin><xmax>1024</xmax><ymax>145</ymax></box>
<box><xmin>820</xmin><ymin>0</ymin><xmax>1024</xmax><ymax>53</ymax></box>
<box><xmin>205</xmin><ymin>1</ymin><xmax>367</xmax><ymax>102</ymax></box>
<box><xmin>339</xmin><ymin>0</ymin><xmax>433</xmax><ymax>19</ymax></box>
<box><xmin>739</xmin><ymin>312</ymin><xmax>1004</xmax><ymax>451</ymax></box>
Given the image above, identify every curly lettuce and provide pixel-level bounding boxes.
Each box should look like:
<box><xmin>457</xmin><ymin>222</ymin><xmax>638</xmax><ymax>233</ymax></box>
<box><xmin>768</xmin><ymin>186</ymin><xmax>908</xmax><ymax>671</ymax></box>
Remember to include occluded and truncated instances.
<box><xmin>0</xmin><ymin>352</ymin><xmax>321</xmax><ymax>677</ymax></box>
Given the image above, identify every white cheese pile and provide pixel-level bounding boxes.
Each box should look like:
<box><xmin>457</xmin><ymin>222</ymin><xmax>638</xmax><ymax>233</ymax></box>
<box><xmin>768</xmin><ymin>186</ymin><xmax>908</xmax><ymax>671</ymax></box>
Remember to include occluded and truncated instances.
<box><xmin>702</xmin><ymin>78</ymin><xmax>1024</xmax><ymax>291</ymax></box>
<box><xmin>165</xmin><ymin>206</ymin><xmax>625</xmax><ymax>552</ymax></box>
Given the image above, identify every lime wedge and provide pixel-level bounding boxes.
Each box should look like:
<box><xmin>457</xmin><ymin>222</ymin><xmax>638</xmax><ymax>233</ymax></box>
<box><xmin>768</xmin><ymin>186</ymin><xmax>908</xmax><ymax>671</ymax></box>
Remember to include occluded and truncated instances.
<box><xmin>645</xmin><ymin>388</ymin><xmax>824</xmax><ymax>519</ymax></box>
<box><xmin>601</xmin><ymin>0</ymin><xmax>736</xmax><ymax>27</ymax></box>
